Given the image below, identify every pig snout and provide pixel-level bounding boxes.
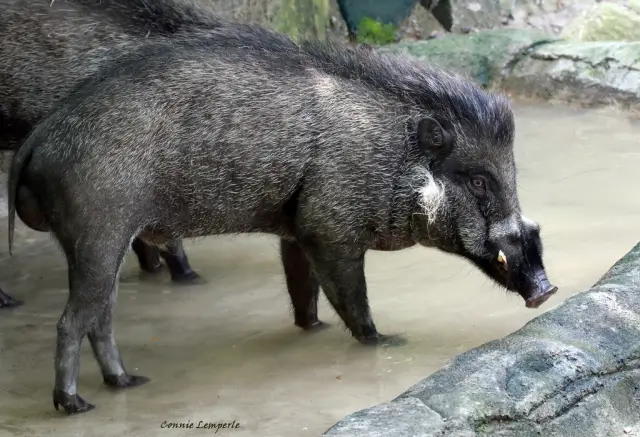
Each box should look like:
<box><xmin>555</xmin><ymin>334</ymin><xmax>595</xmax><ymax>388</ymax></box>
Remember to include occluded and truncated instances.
<box><xmin>492</xmin><ymin>254</ymin><xmax>558</xmax><ymax>309</ymax></box>
<box><xmin>495</xmin><ymin>249</ymin><xmax>558</xmax><ymax>309</ymax></box>
<box><xmin>524</xmin><ymin>268</ymin><xmax>558</xmax><ymax>309</ymax></box>
<box><xmin>486</xmin><ymin>216</ymin><xmax>558</xmax><ymax>309</ymax></box>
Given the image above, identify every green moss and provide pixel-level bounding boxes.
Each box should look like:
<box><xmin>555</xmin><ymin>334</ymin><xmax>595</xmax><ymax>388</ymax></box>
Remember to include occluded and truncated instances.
<box><xmin>562</xmin><ymin>3</ymin><xmax>640</xmax><ymax>42</ymax></box>
<box><xmin>273</xmin><ymin>0</ymin><xmax>329</xmax><ymax>40</ymax></box>
<box><xmin>584</xmin><ymin>67</ymin><xmax>605</xmax><ymax>80</ymax></box>
<box><xmin>355</xmin><ymin>17</ymin><xmax>397</xmax><ymax>45</ymax></box>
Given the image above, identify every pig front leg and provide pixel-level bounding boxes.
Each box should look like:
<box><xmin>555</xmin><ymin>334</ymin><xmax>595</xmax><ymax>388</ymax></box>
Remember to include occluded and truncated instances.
<box><xmin>131</xmin><ymin>238</ymin><xmax>164</xmax><ymax>274</ymax></box>
<box><xmin>302</xmin><ymin>242</ymin><xmax>406</xmax><ymax>346</ymax></box>
<box><xmin>0</xmin><ymin>287</ymin><xmax>23</xmax><ymax>308</ymax></box>
<box><xmin>157</xmin><ymin>239</ymin><xmax>201</xmax><ymax>283</ymax></box>
<box><xmin>280</xmin><ymin>238</ymin><xmax>327</xmax><ymax>331</ymax></box>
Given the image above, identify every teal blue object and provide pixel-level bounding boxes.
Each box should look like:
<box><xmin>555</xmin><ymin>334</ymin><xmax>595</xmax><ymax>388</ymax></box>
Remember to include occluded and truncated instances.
<box><xmin>337</xmin><ymin>0</ymin><xmax>418</xmax><ymax>34</ymax></box>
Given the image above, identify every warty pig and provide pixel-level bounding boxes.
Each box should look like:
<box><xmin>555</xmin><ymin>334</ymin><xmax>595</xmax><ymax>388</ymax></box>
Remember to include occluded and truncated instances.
<box><xmin>8</xmin><ymin>29</ymin><xmax>557</xmax><ymax>415</ymax></box>
<box><xmin>0</xmin><ymin>0</ymin><xmax>237</xmax><ymax>307</ymax></box>
<box><xmin>0</xmin><ymin>0</ymin><xmax>325</xmax><ymax>329</ymax></box>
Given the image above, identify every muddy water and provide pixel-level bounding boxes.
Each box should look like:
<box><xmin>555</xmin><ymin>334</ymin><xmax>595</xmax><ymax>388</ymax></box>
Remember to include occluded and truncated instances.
<box><xmin>0</xmin><ymin>101</ymin><xmax>639</xmax><ymax>437</ymax></box>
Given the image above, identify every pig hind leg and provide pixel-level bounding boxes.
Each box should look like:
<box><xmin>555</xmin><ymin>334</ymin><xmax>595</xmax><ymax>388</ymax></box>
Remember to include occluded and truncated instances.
<box><xmin>53</xmin><ymin>228</ymin><xmax>148</xmax><ymax>415</ymax></box>
<box><xmin>0</xmin><ymin>287</ymin><xmax>23</xmax><ymax>309</ymax></box>
<box><xmin>280</xmin><ymin>238</ymin><xmax>327</xmax><ymax>331</ymax></box>
<box><xmin>88</xmin><ymin>287</ymin><xmax>150</xmax><ymax>389</ymax></box>
<box><xmin>302</xmin><ymin>242</ymin><xmax>406</xmax><ymax>346</ymax></box>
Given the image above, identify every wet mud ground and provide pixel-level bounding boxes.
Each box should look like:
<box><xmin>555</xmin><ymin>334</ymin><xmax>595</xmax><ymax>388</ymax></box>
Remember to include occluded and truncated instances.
<box><xmin>0</xmin><ymin>101</ymin><xmax>639</xmax><ymax>437</ymax></box>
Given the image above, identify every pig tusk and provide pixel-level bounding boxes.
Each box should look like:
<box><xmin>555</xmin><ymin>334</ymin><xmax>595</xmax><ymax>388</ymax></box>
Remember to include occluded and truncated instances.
<box><xmin>497</xmin><ymin>250</ymin><xmax>508</xmax><ymax>268</ymax></box>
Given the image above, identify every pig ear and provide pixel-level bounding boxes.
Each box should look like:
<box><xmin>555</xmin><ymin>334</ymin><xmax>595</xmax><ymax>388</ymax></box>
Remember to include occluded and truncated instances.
<box><xmin>417</xmin><ymin>117</ymin><xmax>453</xmax><ymax>159</ymax></box>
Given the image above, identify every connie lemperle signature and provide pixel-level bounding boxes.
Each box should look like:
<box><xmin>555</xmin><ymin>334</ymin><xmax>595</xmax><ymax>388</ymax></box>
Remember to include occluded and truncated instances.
<box><xmin>161</xmin><ymin>419</ymin><xmax>241</xmax><ymax>433</ymax></box>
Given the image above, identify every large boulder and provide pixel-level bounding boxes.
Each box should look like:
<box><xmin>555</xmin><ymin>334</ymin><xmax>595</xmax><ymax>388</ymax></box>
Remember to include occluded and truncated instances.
<box><xmin>502</xmin><ymin>40</ymin><xmax>640</xmax><ymax>110</ymax></box>
<box><xmin>324</xmin><ymin>241</ymin><xmax>640</xmax><ymax>436</ymax></box>
<box><xmin>562</xmin><ymin>2</ymin><xmax>640</xmax><ymax>42</ymax></box>
<box><xmin>382</xmin><ymin>28</ymin><xmax>640</xmax><ymax>111</ymax></box>
<box><xmin>420</xmin><ymin>0</ymin><xmax>503</xmax><ymax>33</ymax></box>
<box><xmin>398</xmin><ymin>0</ymin><xmax>508</xmax><ymax>41</ymax></box>
<box><xmin>382</xmin><ymin>28</ymin><xmax>556</xmax><ymax>87</ymax></box>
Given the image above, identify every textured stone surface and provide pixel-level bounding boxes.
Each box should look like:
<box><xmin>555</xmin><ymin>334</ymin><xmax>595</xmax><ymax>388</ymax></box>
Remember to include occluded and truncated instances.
<box><xmin>562</xmin><ymin>2</ymin><xmax>640</xmax><ymax>42</ymax></box>
<box><xmin>384</xmin><ymin>28</ymin><xmax>640</xmax><ymax>110</ymax></box>
<box><xmin>324</xmin><ymin>242</ymin><xmax>640</xmax><ymax>436</ymax></box>
<box><xmin>387</xmin><ymin>0</ymin><xmax>507</xmax><ymax>36</ymax></box>
<box><xmin>383</xmin><ymin>29</ymin><xmax>556</xmax><ymax>87</ymax></box>
<box><xmin>422</xmin><ymin>0</ymin><xmax>503</xmax><ymax>33</ymax></box>
<box><xmin>503</xmin><ymin>40</ymin><xmax>640</xmax><ymax>109</ymax></box>
<box><xmin>196</xmin><ymin>0</ymin><xmax>335</xmax><ymax>40</ymax></box>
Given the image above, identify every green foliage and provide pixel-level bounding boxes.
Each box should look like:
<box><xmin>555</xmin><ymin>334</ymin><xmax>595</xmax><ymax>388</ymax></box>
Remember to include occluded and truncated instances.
<box><xmin>355</xmin><ymin>17</ymin><xmax>397</xmax><ymax>45</ymax></box>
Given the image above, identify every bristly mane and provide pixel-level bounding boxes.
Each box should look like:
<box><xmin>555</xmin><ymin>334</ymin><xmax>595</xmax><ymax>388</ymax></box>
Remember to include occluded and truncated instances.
<box><xmin>52</xmin><ymin>1</ymin><xmax>515</xmax><ymax>146</ymax></box>
<box><xmin>70</xmin><ymin>0</ymin><xmax>225</xmax><ymax>33</ymax></box>
<box><xmin>299</xmin><ymin>39</ymin><xmax>515</xmax><ymax>146</ymax></box>
<box><xmin>64</xmin><ymin>1</ymin><xmax>513</xmax><ymax>146</ymax></box>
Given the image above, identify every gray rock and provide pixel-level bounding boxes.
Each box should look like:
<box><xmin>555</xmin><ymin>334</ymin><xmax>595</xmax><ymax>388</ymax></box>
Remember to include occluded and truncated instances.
<box><xmin>399</xmin><ymin>4</ymin><xmax>447</xmax><ymax>41</ymax></box>
<box><xmin>420</xmin><ymin>0</ymin><xmax>503</xmax><ymax>33</ymax></box>
<box><xmin>561</xmin><ymin>2</ymin><xmax>640</xmax><ymax>42</ymax></box>
<box><xmin>385</xmin><ymin>29</ymin><xmax>640</xmax><ymax>111</ymax></box>
<box><xmin>502</xmin><ymin>40</ymin><xmax>640</xmax><ymax>110</ymax></box>
<box><xmin>324</xmin><ymin>242</ymin><xmax>640</xmax><ymax>436</ymax></box>
<box><xmin>383</xmin><ymin>29</ymin><xmax>556</xmax><ymax>88</ymax></box>
<box><xmin>328</xmin><ymin>0</ymin><xmax>350</xmax><ymax>41</ymax></box>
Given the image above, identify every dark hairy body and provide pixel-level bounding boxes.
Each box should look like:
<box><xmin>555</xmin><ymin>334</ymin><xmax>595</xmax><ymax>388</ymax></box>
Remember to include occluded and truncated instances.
<box><xmin>0</xmin><ymin>0</ymin><xmax>223</xmax><ymax>301</ymax></box>
<box><xmin>9</xmin><ymin>26</ymin><xmax>557</xmax><ymax>415</ymax></box>
<box><xmin>0</xmin><ymin>0</ymin><xmax>300</xmax><ymax>312</ymax></box>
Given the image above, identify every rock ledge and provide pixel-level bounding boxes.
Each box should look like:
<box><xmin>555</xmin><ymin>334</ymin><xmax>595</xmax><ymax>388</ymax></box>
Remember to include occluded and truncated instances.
<box><xmin>324</xmin><ymin>242</ymin><xmax>640</xmax><ymax>437</ymax></box>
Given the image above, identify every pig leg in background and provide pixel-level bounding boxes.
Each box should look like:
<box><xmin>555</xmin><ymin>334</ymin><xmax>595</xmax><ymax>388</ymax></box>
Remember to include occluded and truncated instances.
<box><xmin>303</xmin><ymin>242</ymin><xmax>406</xmax><ymax>347</ymax></box>
<box><xmin>130</xmin><ymin>237</ymin><xmax>200</xmax><ymax>282</ymax></box>
<box><xmin>157</xmin><ymin>239</ymin><xmax>200</xmax><ymax>283</ymax></box>
<box><xmin>0</xmin><ymin>287</ymin><xmax>23</xmax><ymax>308</ymax></box>
<box><xmin>131</xmin><ymin>237</ymin><xmax>163</xmax><ymax>274</ymax></box>
<box><xmin>280</xmin><ymin>238</ymin><xmax>327</xmax><ymax>331</ymax></box>
<box><xmin>54</xmin><ymin>234</ymin><xmax>147</xmax><ymax>415</ymax></box>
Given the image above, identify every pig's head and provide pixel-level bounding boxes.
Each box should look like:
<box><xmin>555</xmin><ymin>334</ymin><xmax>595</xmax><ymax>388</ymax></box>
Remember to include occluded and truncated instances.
<box><xmin>409</xmin><ymin>92</ymin><xmax>557</xmax><ymax>309</ymax></box>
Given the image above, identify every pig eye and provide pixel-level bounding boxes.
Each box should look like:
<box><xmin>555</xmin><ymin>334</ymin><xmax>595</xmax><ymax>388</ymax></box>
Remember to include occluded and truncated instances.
<box><xmin>468</xmin><ymin>175</ymin><xmax>489</xmax><ymax>197</ymax></box>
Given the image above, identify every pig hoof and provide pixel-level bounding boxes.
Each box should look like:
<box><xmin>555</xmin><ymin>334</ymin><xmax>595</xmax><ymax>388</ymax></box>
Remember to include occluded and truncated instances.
<box><xmin>298</xmin><ymin>320</ymin><xmax>330</xmax><ymax>332</ymax></box>
<box><xmin>53</xmin><ymin>389</ymin><xmax>95</xmax><ymax>415</ymax></box>
<box><xmin>139</xmin><ymin>262</ymin><xmax>165</xmax><ymax>275</ymax></box>
<box><xmin>104</xmin><ymin>373</ymin><xmax>151</xmax><ymax>389</ymax></box>
<box><xmin>170</xmin><ymin>270</ymin><xmax>203</xmax><ymax>284</ymax></box>
<box><xmin>359</xmin><ymin>333</ymin><xmax>407</xmax><ymax>347</ymax></box>
<box><xmin>0</xmin><ymin>295</ymin><xmax>24</xmax><ymax>309</ymax></box>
